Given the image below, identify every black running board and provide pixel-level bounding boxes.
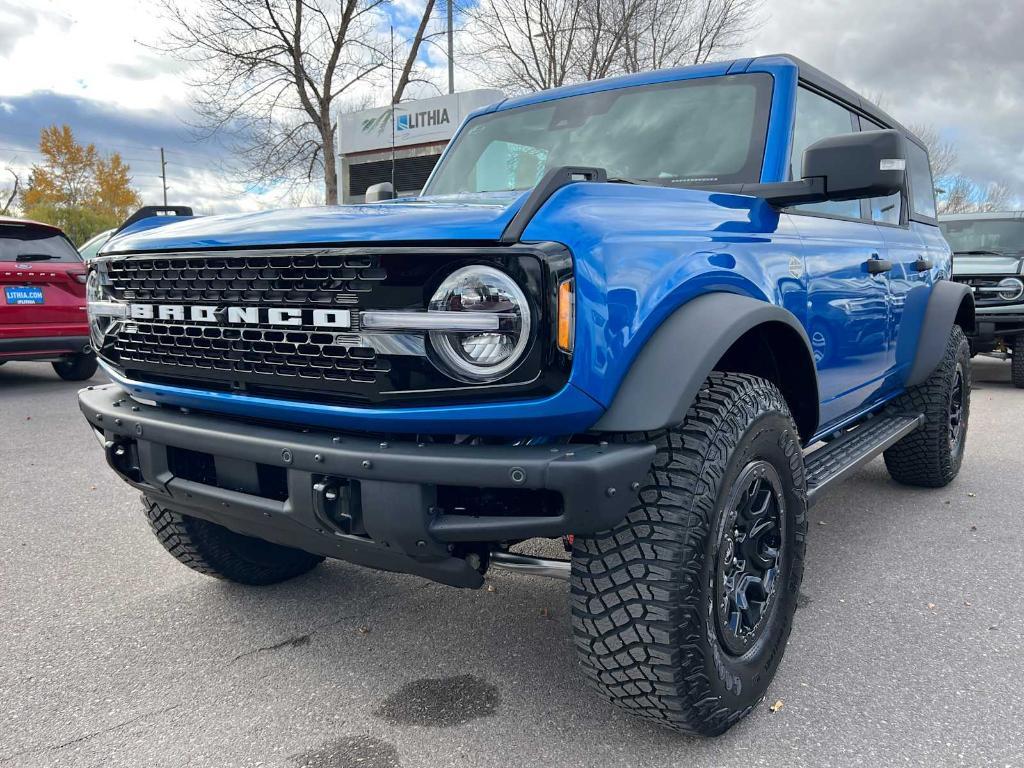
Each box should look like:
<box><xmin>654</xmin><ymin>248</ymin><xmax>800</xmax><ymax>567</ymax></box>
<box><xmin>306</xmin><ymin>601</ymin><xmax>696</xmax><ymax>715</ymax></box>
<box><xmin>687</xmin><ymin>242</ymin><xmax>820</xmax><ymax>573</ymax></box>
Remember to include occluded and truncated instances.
<box><xmin>805</xmin><ymin>413</ymin><xmax>925</xmax><ymax>505</ymax></box>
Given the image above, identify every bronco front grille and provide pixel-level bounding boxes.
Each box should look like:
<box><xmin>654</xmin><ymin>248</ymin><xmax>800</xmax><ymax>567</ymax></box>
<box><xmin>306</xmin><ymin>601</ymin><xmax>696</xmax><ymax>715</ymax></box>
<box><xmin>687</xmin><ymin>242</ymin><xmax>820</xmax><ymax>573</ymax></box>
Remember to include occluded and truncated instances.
<box><xmin>956</xmin><ymin>275</ymin><xmax>1024</xmax><ymax>308</ymax></box>
<box><xmin>95</xmin><ymin>246</ymin><xmax>572</xmax><ymax>407</ymax></box>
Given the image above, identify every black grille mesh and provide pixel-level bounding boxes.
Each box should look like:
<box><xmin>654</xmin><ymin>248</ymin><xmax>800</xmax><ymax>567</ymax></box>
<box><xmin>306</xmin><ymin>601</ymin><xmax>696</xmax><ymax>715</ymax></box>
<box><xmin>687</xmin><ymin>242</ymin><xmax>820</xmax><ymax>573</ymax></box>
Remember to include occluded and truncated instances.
<box><xmin>116</xmin><ymin>322</ymin><xmax>389</xmax><ymax>383</ymax></box>
<box><xmin>105</xmin><ymin>252</ymin><xmax>386</xmax><ymax>306</ymax></box>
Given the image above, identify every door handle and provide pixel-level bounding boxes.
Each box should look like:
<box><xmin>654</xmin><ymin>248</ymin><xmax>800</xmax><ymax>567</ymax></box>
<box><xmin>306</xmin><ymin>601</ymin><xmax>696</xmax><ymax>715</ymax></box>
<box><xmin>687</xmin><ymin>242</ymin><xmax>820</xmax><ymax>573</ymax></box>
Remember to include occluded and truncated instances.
<box><xmin>865</xmin><ymin>255</ymin><xmax>893</xmax><ymax>275</ymax></box>
<box><xmin>914</xmin><ymin>256</ymin><xmax>933</xmax><ymax>272</ymax></box>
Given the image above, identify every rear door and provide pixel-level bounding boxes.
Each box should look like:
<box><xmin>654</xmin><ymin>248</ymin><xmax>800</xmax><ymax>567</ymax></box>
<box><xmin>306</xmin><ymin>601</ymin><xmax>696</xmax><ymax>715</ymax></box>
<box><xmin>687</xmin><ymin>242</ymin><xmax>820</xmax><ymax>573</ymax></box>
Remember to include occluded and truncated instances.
<box><xmin>858</xmin><ymin>117</ymin><xmax>933</xmax><ymax>384</ymax></box>
<box><xmin>0</xmin><ymin>221</ymin><xmax>87</xmax><ymax>336</ymax></box>
<box><xmin>787</xmin><ymin>86</ymin><xmax>891</xmax><ymax>428</ymax></box>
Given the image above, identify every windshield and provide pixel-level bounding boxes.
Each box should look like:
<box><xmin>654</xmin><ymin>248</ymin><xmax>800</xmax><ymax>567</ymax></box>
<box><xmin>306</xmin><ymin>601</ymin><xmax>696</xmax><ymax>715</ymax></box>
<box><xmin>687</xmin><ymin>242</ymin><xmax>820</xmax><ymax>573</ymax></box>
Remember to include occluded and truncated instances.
<box><xmin>0</xmin><ymin>223</ymin><xmax>81</xmax><ymax>262</ymax></box>
<box><xmin>940</xmin><ymin>218</ymin><xmax>1024</xmax><ymax>254</ymax></box>
<box><xmin>78</xmin><ymin>229</ymin><xmax>113</xmax><ymax>260</ymax></box>
<box><xmin>424</xmin><ymin>73</ymin><xmax>772</xmax><ymax>196</ymax></box>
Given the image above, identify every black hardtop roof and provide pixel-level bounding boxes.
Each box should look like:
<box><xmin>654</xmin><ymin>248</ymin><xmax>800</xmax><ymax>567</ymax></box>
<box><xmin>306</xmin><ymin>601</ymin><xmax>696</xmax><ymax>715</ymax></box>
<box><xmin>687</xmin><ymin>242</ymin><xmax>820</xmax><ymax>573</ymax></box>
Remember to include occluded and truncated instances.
<box><xmin>754</xmin><ymin>54</ymin><xmax>925</xmax><ymax>150</ymax></box>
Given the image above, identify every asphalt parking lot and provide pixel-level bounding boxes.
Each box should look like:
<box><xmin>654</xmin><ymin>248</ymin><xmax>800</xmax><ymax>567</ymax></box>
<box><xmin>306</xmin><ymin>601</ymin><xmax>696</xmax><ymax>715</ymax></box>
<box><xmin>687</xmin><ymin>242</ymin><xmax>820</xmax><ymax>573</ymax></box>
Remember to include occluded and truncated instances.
<box><xmin>2</xmin><ymin>358</ymin><xmax>1022</xmax><ymax>768</ymax></box>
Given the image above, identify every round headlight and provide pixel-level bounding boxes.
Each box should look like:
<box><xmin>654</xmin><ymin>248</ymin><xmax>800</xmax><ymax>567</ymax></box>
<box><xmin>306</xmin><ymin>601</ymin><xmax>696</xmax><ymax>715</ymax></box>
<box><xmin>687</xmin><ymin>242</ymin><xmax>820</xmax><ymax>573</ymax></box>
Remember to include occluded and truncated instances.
<box><xmin>428</xmin><ymin>265</ymin><xmax>531</xmax><ymax>381</ymax></box>
<box><xmin>996</xmin><ymin>277</ymin><xmax>1024</xmax><ymax>302</ymax></box>
<box><xmin>86</xmin><ymin>270</ymin><xmax>119</xmax><ymax>349</ymax></box>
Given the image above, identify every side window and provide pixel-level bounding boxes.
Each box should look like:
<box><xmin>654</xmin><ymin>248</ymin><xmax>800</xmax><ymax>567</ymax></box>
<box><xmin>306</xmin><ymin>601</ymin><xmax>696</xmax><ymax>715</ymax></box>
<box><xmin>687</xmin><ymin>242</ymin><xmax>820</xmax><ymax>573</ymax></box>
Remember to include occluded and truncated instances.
<box><xmin>859</xmin><ymin>118</ymin><xmax>904</xmax><ymax>226</ymax></box>
<box><xmin>790</xmin><ymin>87</ymin><xmax>861</xmax><ymax>219</ymax></box>
<box><xmin>906</xmin><ymin>141</ymin><xmax>937</xmax><ymax>220</ymax></box>
<box><xmin>870</xmin><ymin>193</ymin><xmax>902</xmax><ymax>225</ymax></box>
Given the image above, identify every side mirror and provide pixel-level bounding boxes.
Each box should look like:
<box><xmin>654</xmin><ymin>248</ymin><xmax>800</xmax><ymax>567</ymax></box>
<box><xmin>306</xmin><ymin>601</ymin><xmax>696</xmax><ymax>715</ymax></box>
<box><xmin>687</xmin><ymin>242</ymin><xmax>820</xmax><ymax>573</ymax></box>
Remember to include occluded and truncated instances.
<box><xmin>802</xmin><ymin>129</ymin><xmax>906</xmax><ymax>202</ymax></box>
<box><xmin>725</xmin><ymin>129</ymin><xmax>907</xmax><ymax>207</ymax></box>
<box><xmin>365</xmin><ymin>182</ymin><xmax>395</xmax><ymax>203</ymax></box>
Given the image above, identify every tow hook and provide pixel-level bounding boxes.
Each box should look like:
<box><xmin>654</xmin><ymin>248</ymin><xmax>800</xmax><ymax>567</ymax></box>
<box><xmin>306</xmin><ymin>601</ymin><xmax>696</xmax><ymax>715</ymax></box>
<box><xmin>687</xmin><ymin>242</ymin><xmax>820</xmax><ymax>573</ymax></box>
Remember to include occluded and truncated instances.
<box><xmin>104</xmin><ymin>439</ymin><xmax>143</xmax><ymax>483</ymax></box>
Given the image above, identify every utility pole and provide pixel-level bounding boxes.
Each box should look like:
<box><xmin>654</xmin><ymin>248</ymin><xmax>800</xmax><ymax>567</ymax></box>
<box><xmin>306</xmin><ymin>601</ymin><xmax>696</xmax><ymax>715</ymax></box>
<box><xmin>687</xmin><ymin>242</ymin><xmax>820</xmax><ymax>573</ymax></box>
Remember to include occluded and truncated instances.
<box><xmin>159</xmin><ymin>148</ymin><xmax>168</xmax><ymax>207</ymax></box>
<box><xmin>390</xmin><ymin>26</ymin><xmax>396</xmax><ymax>191</ymax></box>
<box><xmin>447</xmin><ymin>0</ymin><xmax>454</xmax><ymax>94</ymax></box>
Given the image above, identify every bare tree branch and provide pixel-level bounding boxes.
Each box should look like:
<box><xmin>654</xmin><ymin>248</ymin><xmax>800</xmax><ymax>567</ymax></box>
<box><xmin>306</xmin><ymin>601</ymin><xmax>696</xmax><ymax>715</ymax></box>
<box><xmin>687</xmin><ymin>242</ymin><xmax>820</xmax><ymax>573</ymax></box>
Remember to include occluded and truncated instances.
<box><xmin>459</xmin><ymin>0</ymin><xmax>761</xmax><ymax>93</ymax></box>
<box><xmin>1</xmin><ymin>169</ymin><xmax>19</xmax><ymax>216</ymax></box>
<box><xmin>154</xmin><ymin>0</ymin><xmax>440</xmax><ymax>204</ymax></box>
<box><xmin>394</xmin><ymin>0</ymin><xmax>437</xmax><ymax>103</ymax></box>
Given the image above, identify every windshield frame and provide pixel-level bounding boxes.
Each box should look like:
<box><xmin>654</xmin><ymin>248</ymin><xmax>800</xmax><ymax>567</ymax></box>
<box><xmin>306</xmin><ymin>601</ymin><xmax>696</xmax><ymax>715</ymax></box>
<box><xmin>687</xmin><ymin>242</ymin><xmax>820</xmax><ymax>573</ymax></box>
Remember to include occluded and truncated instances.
<box><xmin>422</xmin><ymin>73</ymin><xmax>774</xmax><ymax>197</ymax></box>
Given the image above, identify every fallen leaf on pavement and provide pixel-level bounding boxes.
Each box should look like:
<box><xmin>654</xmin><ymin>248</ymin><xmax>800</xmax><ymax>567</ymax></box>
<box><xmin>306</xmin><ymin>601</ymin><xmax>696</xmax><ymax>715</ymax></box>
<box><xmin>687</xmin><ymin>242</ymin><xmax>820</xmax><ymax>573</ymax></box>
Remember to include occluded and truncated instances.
<box><xmin>769</xmin><ymin>700</ymin><xmax>784</xmax><ymax>713</ymax></box>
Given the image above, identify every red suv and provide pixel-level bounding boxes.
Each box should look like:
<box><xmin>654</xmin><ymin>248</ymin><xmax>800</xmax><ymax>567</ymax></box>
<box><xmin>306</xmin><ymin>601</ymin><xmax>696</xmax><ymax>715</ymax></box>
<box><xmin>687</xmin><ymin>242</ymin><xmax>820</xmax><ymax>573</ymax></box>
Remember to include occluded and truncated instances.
<box><xmin>0</xmin><ymin>217</ymin><xmax>97</xmax><ymax>380</ymax></box>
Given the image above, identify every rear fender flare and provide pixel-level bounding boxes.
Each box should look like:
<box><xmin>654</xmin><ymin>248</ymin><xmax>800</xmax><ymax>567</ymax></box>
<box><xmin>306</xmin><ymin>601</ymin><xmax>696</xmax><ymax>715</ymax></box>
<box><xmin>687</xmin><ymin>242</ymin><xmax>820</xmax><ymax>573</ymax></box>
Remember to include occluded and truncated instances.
<box><xmin>905</xmin><ymin>281</ymin><xmax>975</xmax><ymax>387</ymax></box>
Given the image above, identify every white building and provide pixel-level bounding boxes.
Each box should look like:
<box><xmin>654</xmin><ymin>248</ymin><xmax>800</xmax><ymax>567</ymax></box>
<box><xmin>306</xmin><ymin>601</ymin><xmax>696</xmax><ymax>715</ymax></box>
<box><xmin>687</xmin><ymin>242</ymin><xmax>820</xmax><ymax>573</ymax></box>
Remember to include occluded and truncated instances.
<box><xmin>336</xmin><ymin>89</ymin><xmax>504</xmax><ymax>203</ymax></box>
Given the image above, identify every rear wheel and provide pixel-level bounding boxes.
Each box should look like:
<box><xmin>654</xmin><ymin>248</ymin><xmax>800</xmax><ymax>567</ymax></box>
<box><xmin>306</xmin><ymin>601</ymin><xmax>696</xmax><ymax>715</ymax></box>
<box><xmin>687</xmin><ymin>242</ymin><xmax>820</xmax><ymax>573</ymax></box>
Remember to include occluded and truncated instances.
<box><xmin>52</xmin><ymin>351</ymin><xmax>98</xmax><ymax>381</ymax></box>
<box><xmin>143</xmin><ymin>496</ymin><xmax>324</xmax><ymax>585</ymax></box>
<box><xmin>884</xmin><ymin>325</ymin><xmax>970</xmax><ymax>487</ymax></box>
<box><xmin>570</xmin><ymin>372</ymin><xmax>807</xmax><ymax>735</ymax></box>
<box><xmin>1011</xmin><ymin>339</ymin><xmax>1024</xmax><ymax>389</ymax></box>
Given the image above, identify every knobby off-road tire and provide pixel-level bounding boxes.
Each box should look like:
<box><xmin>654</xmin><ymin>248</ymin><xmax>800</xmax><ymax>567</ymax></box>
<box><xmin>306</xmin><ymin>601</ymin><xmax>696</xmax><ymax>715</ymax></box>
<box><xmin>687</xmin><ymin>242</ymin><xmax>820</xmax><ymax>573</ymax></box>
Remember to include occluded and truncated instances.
<box><xmin>143</xmin><ymin>496</ymin><xmax>324</xmax><ymax>585</ymax></box>
<box><xmin>883</xmin><ymin>325</ymin><xmax>970</xmax><ymax>487</ymax></box>
<box><xmin>52</xmin><ymin>351</ymin><xmax>98</xmax><ymax>381</ymax></box>
<box><xmin>571</xmin><ymin>372</ymin><xmax>807</xmax><ymax>735</ymax></box>
<box><xmin>1011</xmin><ymin>340</ymin><xmax>1024</xmax><ymax>389</ymax></box>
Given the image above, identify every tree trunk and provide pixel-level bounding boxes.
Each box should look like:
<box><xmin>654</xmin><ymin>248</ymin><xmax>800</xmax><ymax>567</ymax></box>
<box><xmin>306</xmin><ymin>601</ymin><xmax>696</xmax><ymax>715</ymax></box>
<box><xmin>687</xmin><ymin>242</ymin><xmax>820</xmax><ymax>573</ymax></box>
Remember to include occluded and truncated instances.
<box><xmin>322</xmin><ymin>122</ymin><xmax>339</xmax><ymax>205</ymax></box>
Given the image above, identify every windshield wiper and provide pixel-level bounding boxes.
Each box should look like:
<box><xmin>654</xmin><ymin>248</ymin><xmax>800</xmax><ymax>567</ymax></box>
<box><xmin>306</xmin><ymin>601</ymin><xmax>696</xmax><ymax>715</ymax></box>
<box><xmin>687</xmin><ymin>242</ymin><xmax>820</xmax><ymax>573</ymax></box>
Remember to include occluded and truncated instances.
<box><xmin>607</xmin><ymin>177</ymin><xmax>675</xmax><ymax>187</ymax></box>
<box><xmin>14</xmin><ymin>253</ymin><xmax>56</xmax><ymax>261</ymax></box>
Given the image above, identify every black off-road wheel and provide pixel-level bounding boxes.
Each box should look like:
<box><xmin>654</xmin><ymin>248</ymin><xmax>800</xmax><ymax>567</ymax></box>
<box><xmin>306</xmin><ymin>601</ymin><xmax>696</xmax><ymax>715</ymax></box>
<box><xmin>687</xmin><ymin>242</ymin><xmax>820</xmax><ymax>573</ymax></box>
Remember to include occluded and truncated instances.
<box><xmin>52</xmin><ymin>351</ymin><xmax>98</xmax><ymax>381</ymax></box>
<box><xmin>143</xmin><ymin>496</ymin><xmax>324</xmax><ymax>585</ymax></box>
<box><xmin>1010</xmin><ymin>339</ymin><xmax>1024</xmax><ymax>389</ymax></box>
<box><xmin>884</xmin><ymin>325</ymin><xmax>970</xmax><ymax>487</ymax></box>
<box><xmin>570</xmin><ymin>372</ymin><xmax>807</xmax><ymax>735</ymax></box>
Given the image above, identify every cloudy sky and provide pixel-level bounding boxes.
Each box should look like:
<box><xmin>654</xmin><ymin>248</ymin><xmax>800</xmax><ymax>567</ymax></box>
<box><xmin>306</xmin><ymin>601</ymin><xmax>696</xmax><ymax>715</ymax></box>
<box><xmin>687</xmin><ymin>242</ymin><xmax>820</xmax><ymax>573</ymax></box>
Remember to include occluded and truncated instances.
<box><xmin>1</xmin><ymin>0</ymin><xmax>1021</xmax><ymax>214</ymax></box>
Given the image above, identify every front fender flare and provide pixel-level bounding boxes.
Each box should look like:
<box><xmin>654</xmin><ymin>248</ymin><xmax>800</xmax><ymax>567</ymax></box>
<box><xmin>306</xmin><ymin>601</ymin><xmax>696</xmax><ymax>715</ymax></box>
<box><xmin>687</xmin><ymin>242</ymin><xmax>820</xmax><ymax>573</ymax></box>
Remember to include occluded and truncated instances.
<box><xmin>592</xmin><ymin>293</ymin><xmax>818</xmax><ymax>434</ymax></box>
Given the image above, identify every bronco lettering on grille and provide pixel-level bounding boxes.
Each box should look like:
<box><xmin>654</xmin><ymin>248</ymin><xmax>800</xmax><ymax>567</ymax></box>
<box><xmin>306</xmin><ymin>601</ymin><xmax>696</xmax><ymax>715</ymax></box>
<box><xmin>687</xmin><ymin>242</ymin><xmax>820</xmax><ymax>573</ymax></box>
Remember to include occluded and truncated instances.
<box><xmin>128</xmin><ymin>303</ymin><xmax>352</xmax><ymax>328</ymax></box>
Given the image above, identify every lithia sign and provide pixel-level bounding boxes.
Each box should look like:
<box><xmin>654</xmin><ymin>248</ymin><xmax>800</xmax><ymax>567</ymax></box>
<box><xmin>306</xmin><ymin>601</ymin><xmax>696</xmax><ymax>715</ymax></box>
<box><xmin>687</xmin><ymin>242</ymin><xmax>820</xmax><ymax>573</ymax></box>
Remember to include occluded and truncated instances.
<box><xmin>337</xmin><ymin>89</ymin><xmax>504</xmax><ymax>155</ymax></box>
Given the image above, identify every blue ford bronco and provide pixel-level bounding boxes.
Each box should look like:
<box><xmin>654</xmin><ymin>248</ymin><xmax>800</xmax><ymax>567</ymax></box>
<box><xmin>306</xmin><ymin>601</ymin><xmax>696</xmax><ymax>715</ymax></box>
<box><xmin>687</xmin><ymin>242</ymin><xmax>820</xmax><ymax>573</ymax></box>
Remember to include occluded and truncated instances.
<box><xmin>81</xmin><ymin>54</ymin><xmax>974</xmax><ymax>735</ymax></box>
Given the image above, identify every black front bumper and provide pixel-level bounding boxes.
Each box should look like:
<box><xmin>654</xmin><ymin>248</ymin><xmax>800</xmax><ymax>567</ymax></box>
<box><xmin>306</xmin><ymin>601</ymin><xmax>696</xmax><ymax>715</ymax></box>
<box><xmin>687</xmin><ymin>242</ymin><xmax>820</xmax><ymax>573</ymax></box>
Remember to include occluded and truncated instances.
<box><xmin>968</xmin><ymin>312</ymin><xmax>1024</xmax><ymax>351</ymax></box>
<box><xmin>79</xmin><ymin>384</ymin><xmax>654</xmax><ymax>588</ymax></box>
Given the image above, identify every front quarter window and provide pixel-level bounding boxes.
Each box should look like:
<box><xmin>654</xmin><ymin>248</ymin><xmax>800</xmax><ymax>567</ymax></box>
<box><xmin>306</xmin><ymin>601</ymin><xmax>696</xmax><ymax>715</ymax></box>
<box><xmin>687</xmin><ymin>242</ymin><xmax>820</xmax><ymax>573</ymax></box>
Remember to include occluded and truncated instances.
<box><xmin>424</xmin><ymin>73</ymin><xmax>772</xmax><ymax>196</ymax></box>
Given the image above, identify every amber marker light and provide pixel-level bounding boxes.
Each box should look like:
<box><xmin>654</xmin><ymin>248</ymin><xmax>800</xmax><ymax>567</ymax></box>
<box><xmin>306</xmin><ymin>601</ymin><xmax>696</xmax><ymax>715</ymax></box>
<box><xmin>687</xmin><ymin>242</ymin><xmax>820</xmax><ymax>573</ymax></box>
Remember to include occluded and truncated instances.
<box><xmin>557</xmin><ymin>279</ymin><xmax>575</xmax><ymax>354</ymax></box>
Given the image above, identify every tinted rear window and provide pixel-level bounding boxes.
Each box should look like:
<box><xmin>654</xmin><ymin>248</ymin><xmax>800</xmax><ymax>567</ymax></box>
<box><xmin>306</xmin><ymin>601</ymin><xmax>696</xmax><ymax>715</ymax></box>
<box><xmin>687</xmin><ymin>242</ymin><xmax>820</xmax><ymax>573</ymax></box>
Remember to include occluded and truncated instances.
<box><xmin>0</xmin><ymin>224</ymin><xmax>81</xmax><ymax>262</ymax></box>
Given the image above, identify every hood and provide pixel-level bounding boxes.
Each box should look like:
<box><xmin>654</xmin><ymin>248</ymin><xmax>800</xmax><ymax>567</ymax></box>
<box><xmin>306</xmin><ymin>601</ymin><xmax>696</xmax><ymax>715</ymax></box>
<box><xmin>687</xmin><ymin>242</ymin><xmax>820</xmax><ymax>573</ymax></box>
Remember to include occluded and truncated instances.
<box><xmin>951</xmin><ymin>252</ymin><xmax>1024</xmax><ymax>277</ymax></box>
<box><xmin>103</xmin><ymin>193</ymin><xmax>527</xmax><ymax>253</ymax></box>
